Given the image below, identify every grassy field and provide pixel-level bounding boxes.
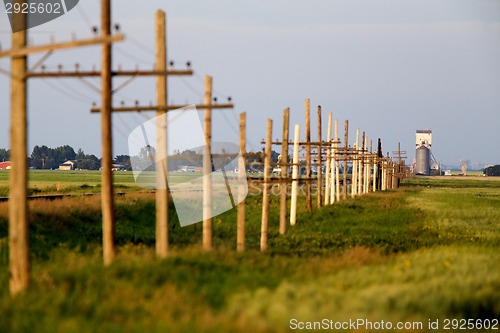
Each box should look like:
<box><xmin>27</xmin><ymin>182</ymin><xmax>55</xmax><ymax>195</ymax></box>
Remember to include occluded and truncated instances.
<box><xmin>0</xmin><ymin>174</ymin><xmax>499</xmax><ymax>332</ymax></box>
<box><xmin>0</xmin><ymin>170</ymin><xmax>216</xmax><ymax>196</ymax></box>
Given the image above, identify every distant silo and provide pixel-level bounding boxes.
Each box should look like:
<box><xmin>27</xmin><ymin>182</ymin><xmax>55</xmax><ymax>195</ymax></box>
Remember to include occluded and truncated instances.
<box><xmin>415</xmin><ymin>146</ymin><xmax>430</xmax><ymax>175</ymax></box>
<box><xmin>415</xmin><ymin>129</ymin><xmax>432</xmax><ymax>175</ymax></box>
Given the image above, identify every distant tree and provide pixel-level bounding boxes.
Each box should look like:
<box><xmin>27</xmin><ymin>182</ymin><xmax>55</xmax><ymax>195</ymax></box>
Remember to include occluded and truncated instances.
<box><xmin>271</xmin><ymin>150</ymin><xmax>280</xmax><ymax>163</ymax></box>
<box><xmin>30</xmin><ymin>145</ymin><xmax>49</xmax><ymax>169</ymax></box>
<box><xmin>55</xmin><ymin>145</ymin><xmax>76</xmax><ymax>163</ymax></box>
<box><xmin>0</xmin><ymin>148</ymin><xmax>10</xmax><ymax>162</ymax></box>
<box><xmin>74</xmin><ymin>148</ymin><xmax>100</xmax><ymax>170</ymax></box>
<box><xmin>484</xmin><ymin>165</ymin><xmax>500</xmax><ymax>176</ymax></box>
<box><xmin>115</xmin><ymin>154</ymin><xmax>131</xmax><ymax>171</ymax></box>
<box><xmin>30</xmin><ymin>145</ymin><xmax>77</xmax><ymax>169</ymax></box>
<box><xmin>76</xmin><ymin>148</ymin><xmax>85</xmax><ymax>161</ymax></box>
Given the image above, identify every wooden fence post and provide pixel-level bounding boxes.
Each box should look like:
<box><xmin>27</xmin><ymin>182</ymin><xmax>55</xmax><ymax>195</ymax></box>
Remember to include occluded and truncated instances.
<box><xmin>155</xmin><ymin>10</ymin><xmax>169</xmax><ymax>258</ymax></box>
<box><xmin>329</xmin><ymin>138</ymin><xmax>335</xmax><ymax>204</ymax></box>
<box><xmin>316</xmin><ymin>106</ymin><xmax>322</xmax><ymax>208</ymax></box>
<box><xmin>324</xmin><ymin>113</ymin><xmax>332</xmax><ymax>205</ymax></box>
<box><xmin>260</xmin><ymin>119</ymin><xmax>272</xmax><ymax>252</ymax></box>
<box><xmin>290</xmin><ymin>124</ymin><xmax>300</xmax><ymax>226</ymax></box>
<box><xmin>305</xmin><ymin>99</ymin><xmax>312</xmax><ymax>211</ymax></box>
<box><xmin>352</xmin><ymin>129</ymin><xmax>359</xmax><ymax>198</ymax></box>
<box><xmin>343</xmin><ymin>120</ymin><xmax>349</xmax><ymax>200</ymax></box>
<box><xmin>279</xmin><ymin>108</ymin><xmax>290</xmax><ymax>235</ymax></box>
<box><xmin>335</xmin><ymin>119</ymin><xmax>341</xmax><ymax>202</ymax></box>
<box><xmin>237</xmin><ymin>112</ymin><xmax>246</xmax><ymax>251</ymax></box>
<box><xmin>9</xmin><ymin>13</ymin><xmax>29</xmax><ymax>296</ymax></box>
<box><xmin>359</xmin><ymin>131</ymin><xmax>365</xmax><ymax>195</ymax></box>
<box><xmin>101</xmin><ymin>0</ymin><xmax>116</xmax><ymax>266</ymax></box>
<box><xmin>203</xmin><ymin>75</ymin><xmax>213</xmax><ymax>251</ymax></box>
<box><xmin>365</xmin><ymin>138</ymin><xmax>371</xmax><ymax>193</ymax></box>
<box><xmin>373</xmin><ymin>145</ymin><xmax>378</xmax><ymax>193</ymax></box>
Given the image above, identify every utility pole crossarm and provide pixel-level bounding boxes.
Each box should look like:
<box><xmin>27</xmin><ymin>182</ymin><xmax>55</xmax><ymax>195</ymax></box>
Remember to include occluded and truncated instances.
<box><xmin>0</xmin><ymin>34</ymin><xmax>125</xmax><ymax>58</ymax></box>
<box><xmin>28</xmin><ymin>69</ymin><xmax>193</xmax><ymax>78</ymax></box>
<box><xmin>90</xmin><ymin>103</ymin><xmax>234</xmax><ymax>113</ymax></box>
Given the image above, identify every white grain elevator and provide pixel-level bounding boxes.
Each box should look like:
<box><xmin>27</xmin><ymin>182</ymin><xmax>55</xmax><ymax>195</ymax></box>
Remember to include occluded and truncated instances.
<box><xmin>415</xmin><ymin>130</ymin><xmax>432</xmax><ymax>175</ymax></box>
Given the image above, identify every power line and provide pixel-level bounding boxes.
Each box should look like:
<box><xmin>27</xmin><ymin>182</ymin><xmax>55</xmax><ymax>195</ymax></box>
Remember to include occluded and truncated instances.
<box><xmin>128</xmin><ymin>35</ymin><xmax>154</xmax><ymax>55</ymax></box>
<box><xmin>41</xmin><ymin>78</ymin><xmax>92</xmax><ymax>104</ymax></box>
<box><xmin>180</xmin><ymin>76</ymin><xmax>203</xmax><ymax>96</ymax></box>
<box><xmin>76</xmin><ymin>4</ymin><xmax>94</xmax><ymax>30</ymax></box>
<box><xmin>115</xmin><ymin>45</ymin><xmax>153</xmax><ymax>66</ymax></box>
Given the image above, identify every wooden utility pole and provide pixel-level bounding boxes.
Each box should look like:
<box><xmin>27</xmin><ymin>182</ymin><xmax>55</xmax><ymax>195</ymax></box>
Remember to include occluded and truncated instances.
<box><xmin>334</xmin><ymin>119</ymin><xmax>341</xmax><ymax>202</ymax></box>
<box><xmin>316</xmin><ymin>106</ymin><xmax>322</xmax><ymax>208</ymax></box>
<box><xmin>343</xmin><ymin>120</ymin><xmax>349</xmax><ymax>200</ymax></box>
<box><xmin>305</xmin><ymin>99</ymin><xmax>312</xmax><ymax>211</ymax></box>
<box><xmin>260</xmin><ymin>119</ymin><xmax>272</xmax><ymax>251</ymax></box>
<box><xmin>329</xmin><ymin>121</ymin><xmax>336</xmax><ymax>204</ymax></box>
<box><xmin>203</xmin><ymin>75</ymin><xmax>213</xmax><ymax>251</ymax></box>
<box><xmin>9</xmin><ymin>9</ymin><xmax>29</xmax><ymax>296</ymax></box>
<box><xmin>324</xmin><ymin>112</ymin><xmax>332</xmax><ymax>205</ymax></box>
<box><xmin>290</xmin><ymin>124</ymin><xmax>300</xmax><ymax>226</ymax></box>
<box><xmin>359</xmin><ymin>131</ymin><xmax>365</xmax><ymax>195</ymax></box>
<box><xmin>101</xmin><ymin>0</ymin><xmax>115</xmax><ymax>266</ymax></box>
<box><xmin>155</xmin><ymin>10</ymin><xmax>168</xmax><ymax>257</ymax></box>
<box><xmin>237</xmin><ymin>113</ymin><xmax>246</xmax><ymax>251</ymax></box>
<box><xmin>279</xmin><ymin>108</ymin><xmax>290</xmax><ymax>235</ymax></box>
<box><xmin>366</xmin><ymin>139</ymin><xmax>372</xmax><ymax>193</ymax></box>
<box><xmin>3</xmin><ymin>0</ymin><xmax>125</xmax><ymax>294</ymax></box>
<box><xmin>373</xmin><ymin>140</ymin><xmax>378</xmax><ymax>192</ymax></box>
<box><xmin>352</xmin><ymin>129</ymin><xmax>358</xmax><ymax>198</ymax></box>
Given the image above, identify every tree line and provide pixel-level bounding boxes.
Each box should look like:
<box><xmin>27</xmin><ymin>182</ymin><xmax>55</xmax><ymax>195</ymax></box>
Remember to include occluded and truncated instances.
<box><xmin>0</xmin><ymin>145</ymin><xmax>131</xmax><ymax>170</ymax></box>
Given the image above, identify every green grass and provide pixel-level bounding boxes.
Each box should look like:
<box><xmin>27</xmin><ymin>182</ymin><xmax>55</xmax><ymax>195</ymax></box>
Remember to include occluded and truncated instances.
<box><xmin>0</xmin><ymin>177</ymin><xmax>499</xmax><ymax>332</ymax></box>
<box><xmin>402</xmin><ymin>176</ymin><xmax>500</xmax><ymax>188</ymax></box>
<box><xmin>0</xmin><ymin>170</ymin><xmax>141</xmax><ymax>196</ymax></box>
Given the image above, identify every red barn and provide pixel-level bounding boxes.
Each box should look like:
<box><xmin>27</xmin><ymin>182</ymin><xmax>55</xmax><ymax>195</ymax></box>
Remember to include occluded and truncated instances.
<box><xmin>0</xmin><ymin>161</ymin><xmax>11</xmax><ymax>170</ymax></box>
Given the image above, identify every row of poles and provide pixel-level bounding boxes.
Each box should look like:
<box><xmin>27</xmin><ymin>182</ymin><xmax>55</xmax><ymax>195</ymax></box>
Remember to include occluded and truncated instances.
<box><xmin>235</xmin><ymin>99</ymin><xmax>407</xmax><ymax>252</ymax></box>
<box><xmin>2</xmin><ymin>2</ymin><xmax>405</xmax><ymax>296</ymax></box>
<box><xmin>3</xmin><ymin>3</ymin><xmax>236</xmax><ymax>296</ymax></box>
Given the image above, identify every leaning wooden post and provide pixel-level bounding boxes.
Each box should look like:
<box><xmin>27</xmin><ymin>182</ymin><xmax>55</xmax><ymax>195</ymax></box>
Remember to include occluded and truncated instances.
<box><xmin>316</xmin><ymin>105</ymin><xmax>322</xmax><ymax>208</ymax></box>
<box><xmin>279</xmin><ymin>108</ymin><xmax>290</xmax><ymax>235</ymax></box>
<box><xmin>324</xmin><ymin>113</ymin><xmax>332</xmax><ymax>205</ymax></box>
<box><xmin>342</xmin><ymin>120</ymin><xmax>349</xmax><ymax>200</ymax></box>
<box><xmin>305</xmin><ymin>99</ymin><xmax>312</xmax><ymax>211</ymax></box>
<box><xmin>334</xmin><ymin>119</ymin><xmax>341</xmax><ymax>202</ymax></box>
<box><xmin>260</xmin><ymin>119</ymin><xmax>273</xmax><ymax>252</ymax></box>
<box><xmin>9</xmin><ymin>9</ymin><xmax>29</xmax><ymax>296</ymax></box>
<box><xmin>237</xmin><ymin>112</ymin><xmax>246</xmax><ymax>251</ymax></box>
<box><xmin>155</xmin><ymin>10</ymin><xmax>169</xmax><ymax>258</ymax></box>
<box><xmin>290</xmin><ymin>124</ymin><xmax>300</xmax><ymax>226</ymax></box>
<box><xmin>203</xmin><ymin>75</ymin><xmax>213</xmax><ymax>251</ymax></box>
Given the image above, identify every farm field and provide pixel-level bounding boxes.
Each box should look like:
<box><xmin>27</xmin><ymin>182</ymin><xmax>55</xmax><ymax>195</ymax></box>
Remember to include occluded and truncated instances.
<box><xmin>0</xmin><ymin>174</ymin><xmax>499</xmax><ymax>332</ymax></box>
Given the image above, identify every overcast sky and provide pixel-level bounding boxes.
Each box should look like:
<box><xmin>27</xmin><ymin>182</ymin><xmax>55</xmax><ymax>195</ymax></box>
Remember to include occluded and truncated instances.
<box><xmin>1</xmin><ymin>0</ymin><xmax>500</xmax><ymax>166</ymax></box>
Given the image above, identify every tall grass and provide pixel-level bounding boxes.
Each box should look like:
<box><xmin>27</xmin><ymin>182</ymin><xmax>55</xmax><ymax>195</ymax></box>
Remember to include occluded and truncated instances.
<box><xmin>0</xmin><ymin>178</ymin><xmax>498</xmax><ymax>332</ymax></box>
